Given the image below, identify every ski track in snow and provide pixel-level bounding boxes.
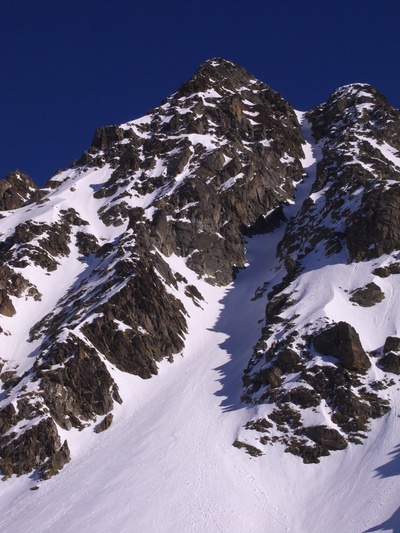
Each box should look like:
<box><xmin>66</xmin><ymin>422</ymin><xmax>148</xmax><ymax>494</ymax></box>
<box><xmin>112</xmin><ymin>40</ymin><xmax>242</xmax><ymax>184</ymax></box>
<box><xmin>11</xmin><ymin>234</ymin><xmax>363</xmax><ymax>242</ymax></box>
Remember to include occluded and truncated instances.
<box><xmin>1</xmin><ymin>114</ymin><xmax>400</xmax><ymax>532</ymax></box>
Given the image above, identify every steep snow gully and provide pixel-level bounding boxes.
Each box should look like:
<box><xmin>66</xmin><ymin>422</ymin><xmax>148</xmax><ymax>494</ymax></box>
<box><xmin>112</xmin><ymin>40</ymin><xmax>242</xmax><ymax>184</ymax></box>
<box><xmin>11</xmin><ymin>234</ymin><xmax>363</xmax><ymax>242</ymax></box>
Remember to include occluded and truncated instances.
<box><xmin>1</xmin><ymin>109</ymin><xmax>400</xmax><ymax>533</ymax></box>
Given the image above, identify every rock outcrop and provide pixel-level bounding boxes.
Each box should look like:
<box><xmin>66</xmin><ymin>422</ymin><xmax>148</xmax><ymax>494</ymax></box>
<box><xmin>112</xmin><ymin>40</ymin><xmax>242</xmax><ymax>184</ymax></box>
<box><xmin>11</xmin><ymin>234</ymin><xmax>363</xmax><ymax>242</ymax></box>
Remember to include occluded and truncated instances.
<box><xmin>239</xmin><ymin>82</ymin><xmax>398</xmax><ymax>462</ymax></box>
<box><xmin>278</xmin><ymin>83</ymin><xmax>400</xmax><ymax>263</ymax></box>
<box><xmin>379</xmin><ymin>336</ymin><xmax>400</xmax><ymax>374</ymax></box>
<box><xmin>313</xmin><ymin>322</ymin><xmax>371</xmax><ymax>372</ymax></box>
<box><xmin>0</xmin><ymin>170</ymin><xmax>39</xmax><ymax>210</ymax></box>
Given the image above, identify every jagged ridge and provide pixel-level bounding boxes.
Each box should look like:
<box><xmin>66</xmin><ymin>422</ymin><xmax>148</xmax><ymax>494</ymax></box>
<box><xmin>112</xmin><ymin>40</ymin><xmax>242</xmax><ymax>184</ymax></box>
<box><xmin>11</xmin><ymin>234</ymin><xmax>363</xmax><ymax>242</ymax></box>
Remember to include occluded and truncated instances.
<box><xmin>0</xmin><ymin>58</ymin><xmax>304</xmax><ymax>478</ymax></box>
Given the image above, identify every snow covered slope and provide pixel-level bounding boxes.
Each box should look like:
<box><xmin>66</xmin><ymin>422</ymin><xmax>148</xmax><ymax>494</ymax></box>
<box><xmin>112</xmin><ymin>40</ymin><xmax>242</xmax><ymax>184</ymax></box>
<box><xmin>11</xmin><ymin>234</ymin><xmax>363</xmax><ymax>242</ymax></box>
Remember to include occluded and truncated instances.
<box><xmin>1</xmin><ymin>59</ymin><xmax>400</xmax><ymax>532</ymax></box>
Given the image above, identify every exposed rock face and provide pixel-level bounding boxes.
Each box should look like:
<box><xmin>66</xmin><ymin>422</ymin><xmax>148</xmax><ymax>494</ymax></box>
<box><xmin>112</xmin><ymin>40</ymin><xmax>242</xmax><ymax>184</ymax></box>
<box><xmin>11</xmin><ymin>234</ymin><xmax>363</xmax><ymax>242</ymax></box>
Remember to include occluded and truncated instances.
<box><xmin>0</xmin><ymin>58</ymin><xmax>306</xmax><ymax>479</ymax></box>
<box><xmin>379</xmin><ymin>353</ymin><xmax>400</xmax><ymax>375</ymax></box>
<box><xmin>85</xmin><ymin>58</ymin><xmax>304</xmax><ymax>285</ymax></box>
<box><xmin>239</xmin><ymin>83</ymin><xmax>399</xmax><ymax>462</ymax></box>
<box><xmin>313</xmin><ymin>322</ymin><xmax>371</xmax><ymax>372</ymax></box>
<box><xmin>0</xmin><ymin>170</ymin><xmax>39</xmax><ymax>210</ymax></box>
<box><xmin>278</xmin><ymin>83</ymin><xmax>400</xmax><ymax>263</ymax></box>
<box><xmin>39</xmin><ymin>440</ymin><xmax>71</xmax><ymax>480</ymax></box>
<box><xmin>383</xmin><ymin>336</ymin><xmax>400</xmax><ymax>353</ymax></box>
<box><xmin>379</xmin><ymin>336</ymin><xmax>400</xmax><ymax>374</ymax></box>
<box><xmin>0</xmin><ymin>404</ymin><xmax>16</xmax><ymax>435</ymax></box>
<box><xmin>81</xmin><ymin>259</ymin><xmax>187</xmax><ymax>378</ymax></box>
<box><xmin>349</xmin><ymin>282</ymin><xmax>385</xmax><ymax>307</ymax></box>
<box><xmin>302</xmin><ymin>426</ymin><xmax>348</xmax><ymax>451</ymax></box>
<box><xmin>95</xmin><ymin>414</ymin><xmax>113</xmax><ymax>434</ymax></box>
<box><xmin>38</xmin><ymin>338</ymin><xmax>119</xmax><ymax>430</ymax></box>
<box><xmin>242</xmin><ymin>314</ymin><xmax>390</xmax><ymax>462</ymax></box>
<box><xmin>0</xmin><ymin>289</ymin><xmax>16</xmax><ymax>317</ymax></box>
<box><xmin>373</xmin><ymin>262</ymin><xmax>400</xmax><ymax>278</ymax></box>
<box><xmin>0</xmin><ymin>418</ymin><xmax>67</xmax><ymax>479</ymax></box>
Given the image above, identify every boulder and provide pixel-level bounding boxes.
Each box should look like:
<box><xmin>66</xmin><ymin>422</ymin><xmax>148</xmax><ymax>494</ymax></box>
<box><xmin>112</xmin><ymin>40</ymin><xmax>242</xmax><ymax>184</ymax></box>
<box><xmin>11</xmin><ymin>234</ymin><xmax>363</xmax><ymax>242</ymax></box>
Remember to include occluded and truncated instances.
<box><xmin>283</xmin><ymin>386</ymin><xmax>320</xmax><ymax>408</ymax></box>
<box><xmin>39</xmin><ymin>440</ymin><xmax>71</xmax><ymax>480</ymax></box>
<box><xmin>0</xmin><ymin>403</ymin><xmax>16</xmax><ymax>434</ymax></box>
<box><xmin>349</xmin><ymin>282</ymin><xmax>385</xmax><ymax>307</ymax></box>
<box><xmin>95</xmin><ymin>413</ymin><xmax>114</xmax><ymax>434</ymax></box>
<box><xmin>302</xmin><ymin>425</ymin><xmax>348</xmax><ymax>450</ymax></box>
<box><xmin>383</xmin><ymin>336</ymin><xmax>400</xmax><ymax>354</ymax></box>
<box><xmin>275</xmin><ymin>348</ymin><xmax>301</xmax><ymax>373</ymax></box>
<box><xmin>313</xmin><ymin>322</ymin><xmax>370</xmax><ymax>371</ymax></box>
<box><xmin>253</xmin><ymin>366</ymin><xmax>283</xmax><ymax>389</ymax></box>
<box><xmin>379</xmin><ymin>353</ymin><xmax>400</xmax><ymax>375</ymax></box>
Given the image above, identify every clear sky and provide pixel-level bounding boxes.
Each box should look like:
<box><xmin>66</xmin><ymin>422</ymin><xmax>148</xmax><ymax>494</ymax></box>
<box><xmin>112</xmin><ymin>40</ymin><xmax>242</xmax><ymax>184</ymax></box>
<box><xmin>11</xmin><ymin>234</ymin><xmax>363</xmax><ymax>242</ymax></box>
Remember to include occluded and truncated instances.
<box><xmin>2</xmin><ymin>1</ymin><xmax>400</xmax><ymax>187</ymax></box>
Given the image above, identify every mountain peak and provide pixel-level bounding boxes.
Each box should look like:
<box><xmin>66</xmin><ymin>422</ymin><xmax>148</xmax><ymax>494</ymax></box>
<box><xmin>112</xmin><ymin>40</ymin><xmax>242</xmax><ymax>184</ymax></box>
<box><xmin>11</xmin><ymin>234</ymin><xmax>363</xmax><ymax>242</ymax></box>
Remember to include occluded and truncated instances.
<box><xmin>200</xmin><ymin>57</ymin><xmax>237</xmax><ymax>70</ymax></box>
<box><xmin>316</xmin><ymin>81</ymin><xmax>393</xmax><ymax>118</ymax></box>
<box><xmin>328</xmin><ymin>82</ymin><xmax>380</xmax><ymax>105</ymax></box>
<box><xmin>176</xmin><ymin>57</ymin><xmax>260</xmax><ymax>98</ymax></box>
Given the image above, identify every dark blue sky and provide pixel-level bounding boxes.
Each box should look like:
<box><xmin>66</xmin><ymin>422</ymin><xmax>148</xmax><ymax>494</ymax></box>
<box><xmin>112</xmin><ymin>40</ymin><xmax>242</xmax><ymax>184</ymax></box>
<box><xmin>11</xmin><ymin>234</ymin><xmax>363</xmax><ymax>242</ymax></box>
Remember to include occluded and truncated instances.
<box><xmin>2</xmin><ymin>1</ymin><xmax>400</xmax><ymax>187</ymax></box>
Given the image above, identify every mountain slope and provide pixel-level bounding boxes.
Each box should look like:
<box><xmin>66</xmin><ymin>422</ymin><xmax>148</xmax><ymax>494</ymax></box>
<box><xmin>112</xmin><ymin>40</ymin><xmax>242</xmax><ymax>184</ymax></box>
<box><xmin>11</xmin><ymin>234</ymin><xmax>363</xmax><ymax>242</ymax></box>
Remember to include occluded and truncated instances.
<box><xmin>1</xmin><ymin>225</ymin><xmax>400</xmax><ymax>533</ymax></box>
<box><xmin>239</xmin><ymin>85</ymin><xmax>400</xmax><ymax>463</ymax></box>
<box><xmin>1</xmin><ymin>59</ymin><xmax>400</xmax><ymax>532</ymax></box>
<box><xmin>0</xmin><ymin>58</ymin><xmax>305</xmax><ymax>479</ymax></box>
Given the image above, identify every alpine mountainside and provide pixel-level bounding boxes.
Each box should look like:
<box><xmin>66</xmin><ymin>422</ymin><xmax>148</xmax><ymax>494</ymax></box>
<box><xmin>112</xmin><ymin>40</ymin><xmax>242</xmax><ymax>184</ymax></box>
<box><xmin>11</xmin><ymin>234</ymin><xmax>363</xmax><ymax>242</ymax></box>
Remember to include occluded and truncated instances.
<box><xmin>1</xmin><ymin>58</ymin><xmax>400</xmax><ymax>481</ymax></box>
<box><xmin>240</xmin><ymin>83</ymin><xmax>400</xmax><ymax>462</ymax></box>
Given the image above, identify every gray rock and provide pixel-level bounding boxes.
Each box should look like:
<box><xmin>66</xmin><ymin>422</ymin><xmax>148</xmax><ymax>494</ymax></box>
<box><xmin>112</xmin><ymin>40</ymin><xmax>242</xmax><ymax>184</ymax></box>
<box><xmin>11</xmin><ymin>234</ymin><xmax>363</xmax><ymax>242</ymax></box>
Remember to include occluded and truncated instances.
<box><xmin>95</xmin><ymin>414</ymin><xmax>114</xmax><ymax>434</ymax></box>
<box><xmin>313</xmin><ymin>322</ymin><xmax>371</xmax><ymax>372</ymax></box>
<box><xmin>383</xmin><ymin>336</ymin><xmax>400</xmax><ymax>354</ymax></box>
<box><xmin>302</xmin><ymin>425</ymin><xmax>348</xmax><ymax>450</ymax></box>
<box><xmin>349</xmin><ymin>282</ymin><xmax>385</xmax><ymax>307</ymax></box>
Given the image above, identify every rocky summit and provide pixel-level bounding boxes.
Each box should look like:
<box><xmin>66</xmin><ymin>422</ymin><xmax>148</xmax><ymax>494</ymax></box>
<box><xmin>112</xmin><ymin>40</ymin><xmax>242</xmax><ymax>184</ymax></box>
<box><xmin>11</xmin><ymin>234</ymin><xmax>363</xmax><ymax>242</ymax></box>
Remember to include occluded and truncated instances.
<box><xmin>1</xmin><ymin>58</ymin><xmax>400</xmax><ymax>482</ymax></box>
